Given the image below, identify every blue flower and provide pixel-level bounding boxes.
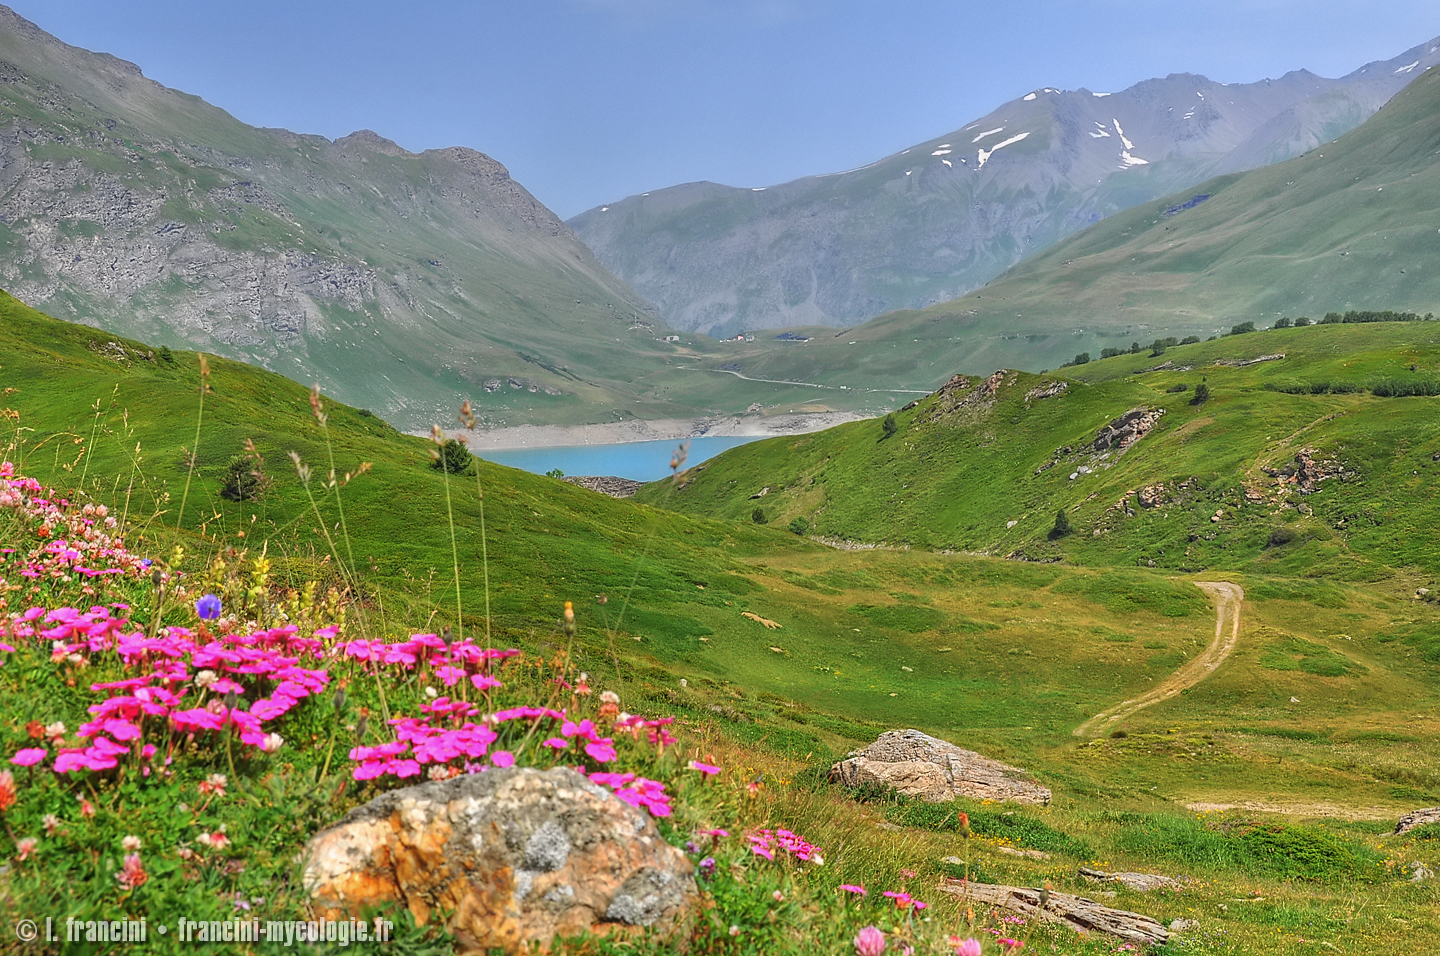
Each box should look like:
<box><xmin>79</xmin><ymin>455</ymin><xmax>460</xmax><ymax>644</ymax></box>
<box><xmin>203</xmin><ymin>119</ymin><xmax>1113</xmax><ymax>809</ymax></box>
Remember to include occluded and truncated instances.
<box><xmin>195</xmin><ymin>594</ymin><xmax>222</xmax><ymax>621</ymax></box>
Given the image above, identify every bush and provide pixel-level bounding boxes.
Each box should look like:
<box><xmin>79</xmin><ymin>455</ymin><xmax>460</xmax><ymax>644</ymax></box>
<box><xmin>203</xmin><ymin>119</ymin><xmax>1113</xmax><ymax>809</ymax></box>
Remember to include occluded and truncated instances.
<box><xmin>1295</xmin><ymin>316</ymin><xmax>1312</xmax><ymax>326</ymax></box>
<box><xmin>788</xmin><ymin>516</ymin><xmax>810</xmax><ymax>536</ymax></box>
<box><xmin>1068</xmin><ymin>352</ymin><xmax>1091</xmax><ymax>366</ymax></box>
<box><xmin>218</xmin><ymin>455</ymin><xmax>266</xmax><ymax>502</ymax></box>
<box><xmin>1166</xmin><ymin>384</ymin><xmax>1190</xmax><ymax>393</ymax></box>
<box><xmin>1190</xmin><ymin>382</ymin><xmax>1211</xmax><ymax>405</ymax></box>
<box><xmin>1230</xmin><ymin>321</ymin><xmax>1256</xmax><ymax>335</ymax></box>
<box><xmin>1048</xmin><ymin>509</ymin><xmax>1072</xmax><ymax>540</ymax></box>
<box><xmin>881</xmin><ymin>413</ymin><xmax>898</xmax><ymax>439</ymax></box>
<box><xmin>1372</xmin><ymin>379</ymin><xmax>1440</xmax><ymax>398</ymax></box>
<box><xmin>430</xmin><ymin>438</ymin><xmax>474</xmax><ymax>475</ymax></box>
<box><xmin>1266</xmin><ymin>527</ymin><xmax>1298</xmax><ymax>548</ymax></box>
<box><xmin>1273</xmin><ymin>317</ymin><xmax>1292</xmax><ymax>329</ymax></box>
<box><xmin>751</xmin><ymin>507</ymin><xmax>768</xmax><ymax>525</ymax></box>
<box><xmin>157</xmin><ymin>345</ymin><xmax>174</xmax><ymax>364</ymax></box>
<box><xmin>1180</xmin><ymin>335</ymin><xmax>1201</xmax><ymax>344</ymax></box>
<box><xmin>1100</xmin><ymin>347</ymin><xmax>1125</xmax><ymax>359</ymax></box>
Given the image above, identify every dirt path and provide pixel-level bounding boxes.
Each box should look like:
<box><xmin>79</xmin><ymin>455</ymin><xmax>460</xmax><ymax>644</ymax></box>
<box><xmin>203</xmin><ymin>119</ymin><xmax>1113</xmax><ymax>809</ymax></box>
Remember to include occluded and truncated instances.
<box><xmin>1074</xmin><ymin>582</ymin><xmax>1244</xmax><ymax>737</ymax></box>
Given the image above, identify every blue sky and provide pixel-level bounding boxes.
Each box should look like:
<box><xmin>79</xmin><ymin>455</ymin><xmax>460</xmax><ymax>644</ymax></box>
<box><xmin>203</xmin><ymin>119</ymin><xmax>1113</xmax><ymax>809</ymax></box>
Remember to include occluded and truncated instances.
<box><xmin>10</xmin><ymin>1</ymin><xmax>1438</xmax><ymax>218</ymax></box>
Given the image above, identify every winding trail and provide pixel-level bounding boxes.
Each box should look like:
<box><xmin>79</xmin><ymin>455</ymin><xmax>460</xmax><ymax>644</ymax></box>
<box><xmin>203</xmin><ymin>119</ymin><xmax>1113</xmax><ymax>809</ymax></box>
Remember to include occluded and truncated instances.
<box><xmin>1074</xmin><ymin>582</ymin><xmax>1244</xmax><ymax>737</ymax></box>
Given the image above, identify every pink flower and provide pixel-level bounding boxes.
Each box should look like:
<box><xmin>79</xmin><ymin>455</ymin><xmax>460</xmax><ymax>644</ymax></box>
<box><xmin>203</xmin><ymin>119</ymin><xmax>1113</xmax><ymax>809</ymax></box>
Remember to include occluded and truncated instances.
<box><xmin>490</xmin><ymin>750</ymin><xmax>515</xmax><ymax>768</ymax></box>
<box><xmin>998</xmin><ymin>940</ymin><xmax>1023</xmax><ymax>954</ymax></box>
<box><xmin>15</xmin><ymin>836</ymin><xmax>37</xmax><ymax>861</ymax></box>
<box><xmin>839</xmin><ymin>884</ymin><xmax>868</xmax><ymax>896</ymax></box>
<box><xmin>954</xmin><ymin>939</ymin><xmax>983</xmax><ymax>956</ymax></box>
<box><xmin>0</xmin><ymin>770</ymin><xmax>14</xmax><ymax>811</ymax></box>
<box><xmin>854</xmin><ymin>925</ymin><xmax>886</xmax><ymax>956</ymax></box>
<box><xmin>116</xmin><ymin>852</ymin><xmax>147</xmax><ymax>889</ymax></box>
<box><xmin>198</xmin><ymin>773</ymin><xmax>227</xmax><ymax>797</ymax></box>
<box><xmin>687</xmin><ymin>760</ymin><xmax>721</xmax><ymax>776</ymax></box>
<box><xmin>196</xmin><ymin>830</ymin><xmax>230</xmax><ymax>850</ymax></box>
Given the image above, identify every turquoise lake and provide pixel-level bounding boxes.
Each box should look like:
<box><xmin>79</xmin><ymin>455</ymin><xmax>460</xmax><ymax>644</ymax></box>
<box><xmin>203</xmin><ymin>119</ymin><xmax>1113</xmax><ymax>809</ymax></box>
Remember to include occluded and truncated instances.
<box><xmin>478</xmin><ymin>435</ymin><xmax>764</xmax><ymax>481</ymax></box>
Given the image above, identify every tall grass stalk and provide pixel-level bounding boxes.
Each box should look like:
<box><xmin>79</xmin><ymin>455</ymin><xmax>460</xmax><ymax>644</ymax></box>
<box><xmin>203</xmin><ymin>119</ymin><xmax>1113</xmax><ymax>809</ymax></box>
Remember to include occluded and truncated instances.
<box><xmin>174</xmin><ymin>355</ymin><xmax>208</xmax><ymax>538</ymax></box>
<box><xmin>430</xmin><ymin>425</ymin><xmax>464</xmax><ymax>641</ymax></box>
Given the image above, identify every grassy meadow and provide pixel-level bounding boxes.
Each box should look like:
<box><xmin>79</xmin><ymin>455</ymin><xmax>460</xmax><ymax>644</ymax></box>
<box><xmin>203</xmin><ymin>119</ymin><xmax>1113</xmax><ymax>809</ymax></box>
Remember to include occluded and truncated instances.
<box><xmin>1</xmin><ymin>293</ymin><xmax>1438</xmax><ymax>953</ymax></box>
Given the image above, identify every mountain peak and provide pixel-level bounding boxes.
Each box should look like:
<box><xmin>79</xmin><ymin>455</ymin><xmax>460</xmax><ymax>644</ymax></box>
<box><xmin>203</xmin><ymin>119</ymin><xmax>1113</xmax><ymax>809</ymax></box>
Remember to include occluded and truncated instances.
<box><xmin>334</xmin><ymin>129</ymin><xmax>410</xmax><ymax>156</ymax></box>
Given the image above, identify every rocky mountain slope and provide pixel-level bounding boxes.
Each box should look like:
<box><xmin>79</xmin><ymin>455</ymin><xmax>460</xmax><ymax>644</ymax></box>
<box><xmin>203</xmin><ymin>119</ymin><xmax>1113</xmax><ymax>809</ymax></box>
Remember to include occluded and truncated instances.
<box><xmin>0</xmin><ymin>5</ymin><xmax>679</xmax><ymax>429</ymax></box>
<box><xmin>680</xmin><ymin>62</ymin><xmax>1440</xmax><ymax>394</ymax></box>
<box><xmin>570</xmin><ymin>37</ymin><xmax>1440</xmax><ymax>337</ymax></box>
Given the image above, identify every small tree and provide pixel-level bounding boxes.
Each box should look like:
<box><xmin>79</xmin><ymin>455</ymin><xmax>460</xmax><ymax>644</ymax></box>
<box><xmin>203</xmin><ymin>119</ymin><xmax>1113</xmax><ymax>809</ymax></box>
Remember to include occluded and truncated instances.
<box><xmin>1190</xmin><ymin>382</ymin><xmax>1211</xmax><ymax>406</ymax></box>
<box><xmin>219</xmin><ymin>455</ymin><xmax>265</xmax><ymax>501</ymax></box>
<box><xmin>545</xmin><ymin>468</ymin><xmax>565</xmax><ymax>479</ymax></box>
<box><xmin>788</xmin><ymin>516</ymin><xmax>810</xmax><ymax>536</ymax></box>
<box><xmin>751</xmin><ymin>507</ymin><xmax>768</xmax><ymax>525</ymax></box>
<box><xmin>1070</xmin><ymin>352</ymin><xmax>1091</xmax><ymax>366</ymax></box>
<box><xmin>1230</xmin><ymin>321</ymin><xmax>1256</xmax><ymax>335</ymax></box>
<box><xmin>1294</xmin><ymin>316</ymin><xmax>1312</xmax><ymax>327</ymax></box>
<box><xmin>431</xmin><ymin>438</ymin><xmax>474</xmax><ymax>475</ymax></box>
<box><xmin>1273</xmin><ymin>317</ymin><xmax>1292</xmax><ymax>329</ymax></box>
<box><xmin>157</xmin><ymin>345</ymin><xmax>174</xmax><ymax>364</ymax></box>
<box><xmin>881</xmin><ymin>413</ymin><xmax>898</xmax><ymax>439</ymax></box>
<box><xmin>1048</xmin><ymin>509</ymin><xmax>1072</xmax><ymax>540</ymax></box>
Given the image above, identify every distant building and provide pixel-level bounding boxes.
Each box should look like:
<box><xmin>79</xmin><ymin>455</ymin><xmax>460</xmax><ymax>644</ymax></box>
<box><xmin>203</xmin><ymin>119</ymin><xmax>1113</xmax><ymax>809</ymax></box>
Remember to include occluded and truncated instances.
<box><xmin>662</xmin><ymin>334</ymin><xmax>681</xmax><ymax>342</ymax></box>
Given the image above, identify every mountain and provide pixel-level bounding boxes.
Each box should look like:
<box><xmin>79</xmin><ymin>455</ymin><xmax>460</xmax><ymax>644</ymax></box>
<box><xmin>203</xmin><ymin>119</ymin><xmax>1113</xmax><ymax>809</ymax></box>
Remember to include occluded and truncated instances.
<box><xmin>670</xmin><ymin>60</ymin><xmax>1440</xmax><ymax>398</ymax></box>
<box><xmin>569</xmin><ymin>37</ymin><xmax>1440</xmax><ymax>338</ymax></box>
<box><xmin>0</xmin><ymin>5</ymin><xmax>686</xmax><ymax>430</ymax></box>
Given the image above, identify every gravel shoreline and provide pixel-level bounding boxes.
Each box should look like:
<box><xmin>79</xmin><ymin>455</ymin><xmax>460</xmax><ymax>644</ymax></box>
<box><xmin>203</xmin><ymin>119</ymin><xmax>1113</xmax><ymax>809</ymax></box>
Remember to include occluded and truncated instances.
<box><xmin>429</xmin><ymin>411</ymin><xmax>869</xmax><ymax>451</ymax></box>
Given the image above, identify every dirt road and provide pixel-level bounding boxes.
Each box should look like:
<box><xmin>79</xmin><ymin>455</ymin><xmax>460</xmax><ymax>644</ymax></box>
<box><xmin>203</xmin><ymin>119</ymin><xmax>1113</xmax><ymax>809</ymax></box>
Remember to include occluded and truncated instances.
<box><xmin>1074</xmin><ymin>581</ymin><xmax>1244</xmax><ymax>737</ymax></box>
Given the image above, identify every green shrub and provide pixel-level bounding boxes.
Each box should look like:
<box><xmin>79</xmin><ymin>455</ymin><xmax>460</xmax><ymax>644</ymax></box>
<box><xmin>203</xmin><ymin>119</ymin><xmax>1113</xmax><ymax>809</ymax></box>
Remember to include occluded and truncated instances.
<box><xmin>430</xmin><ymin>438</ymin><xmax>474</xmax><ymax>475</ymax></box>
<box><xmin>1180</xmin><ymin>335</ymin><xmax>1202</xmax><ymax>344</ymax></box>
<box><xmin>218</xmin><ymin>455</ymin><xmax>266</xmax><ymax>502</ymax></box>
<box><xmin>788</xmin><ymin>516</ymin><xmax>810</xmax><ymax>536</ymax></box>
<box><xmin>752</xmin><ymin>507</ymin><xmax>769</xmax><ymax>524</ymax></box>
<box><xmin>1230</xmin><ymin>321</ymin><xmax>1256</xmax><ymax>335</ymax></box>
<box><xmin>1048</xmin><ymin>509</ymin><xmax>1072</xmax><ymax>540</ymax></box>
<box><xmin>157</xmin><ymin>345</ymin><xmax>174</xmax><ymax>363</ymax></box>
<box><xmin>886</xmin><ymin>801</ymin><xmax>1094</xmax><ymax>858</ymax></box>
<box><xmin>881</xmin><ymin>413</ymin><xmax>898</xmax><ymax>439</ymax></box>
<box><xmin>1190</xmin><ymin>382</ymin><xmax>1211</xmax><ymax>406</ymax></box>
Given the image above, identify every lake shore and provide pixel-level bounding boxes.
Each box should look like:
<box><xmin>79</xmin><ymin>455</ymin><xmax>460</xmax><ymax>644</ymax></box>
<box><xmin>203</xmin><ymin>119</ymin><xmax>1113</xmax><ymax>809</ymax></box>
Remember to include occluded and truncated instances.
<box><xmin>430</xmin><ymin>411</ymin><xmax>870</xmax><ymax>451</ymax></box>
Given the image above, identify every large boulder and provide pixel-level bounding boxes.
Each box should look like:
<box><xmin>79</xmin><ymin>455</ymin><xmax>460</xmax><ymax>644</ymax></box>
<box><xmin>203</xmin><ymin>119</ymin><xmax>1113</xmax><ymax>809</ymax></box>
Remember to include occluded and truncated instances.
<box><xmin>1396</xmin><ymin>807</ymin><xmax>1440</xmax><ymax>835</ymax></box>
<box><xmin>302</xmin><ymin>766</ymin><xmax>695</xmax><ymax>954</ymax></box>
<box><xmin>829</xmin><ymin>729</ymin><xmax>1051</xmax><ymax>805</ymax></box>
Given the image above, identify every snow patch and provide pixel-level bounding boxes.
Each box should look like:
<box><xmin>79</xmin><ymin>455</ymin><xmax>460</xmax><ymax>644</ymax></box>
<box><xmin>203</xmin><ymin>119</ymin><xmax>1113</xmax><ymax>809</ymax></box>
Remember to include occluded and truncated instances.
<box><xmin>600</xmin><ymin>206</ymin><xmax>609</xmax><ymax>212</ymax></box>
<box><xmin>976</xmin><ymin>131</ymin><xmax>1030</xmax><ymax>169</ymax></box>
<box><xmin>1119</xmin><ymin>150</ymin><xmax>1149</xmax><ymax>167</ymax></box>
<box><xmin>1112</xmin><ymin>119</ymin><xmax>1134</xmax><ymax>150</ymax></box>
<box><xmin>972</xmin><ymin>126</ymin><xmax>1006</xmax><ymax>143</ymax></box>
<box><xmin>1092</xmin><ymin>92</ymin><xmax>1110</xmax><ymax>97</ymax></box>
<box><xmin>1395</xmin><ymin>60</ymin><xmax>1421</xmax><ymax>74</ymax></box>
<box><xmin>905</xmin><ymin>170</ymin><xmax>912</xmax><ymax>176</ymax></box>
<box><xmin>1023</xmin><ymin>92</ymin><xmax>1037</xmax><ymax>101</ymax></box>
<box><xmin>752</xmin><ymin>187</ymin><xmax>766</xmax><ymax>191</ymax></box>
<box><xmin>931</xmin><ymin>148</ymin><xmax>953</xmax><ymax>156</ymax></box>
<box><xmin>941</xmin><ymin>159</ymin><xmax>952</xmax><ymax>168</ymax></box>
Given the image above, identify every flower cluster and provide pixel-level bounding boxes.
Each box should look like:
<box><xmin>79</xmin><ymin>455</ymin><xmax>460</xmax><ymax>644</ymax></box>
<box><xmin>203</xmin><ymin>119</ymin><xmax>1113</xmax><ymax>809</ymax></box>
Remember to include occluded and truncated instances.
<box><xmin>0</xmin><ymin>464</ymin><xmax>149</xmax><ymax>600</ymax></box>
<box><xmin>747</xmin><ymin>828</ymin><xmax>823</xmax><ymax>864</ymax></box>
<box><xmin>5</xmin><ymin>604</ymin><xmax>326</xmax><ymax>773</ymax></box>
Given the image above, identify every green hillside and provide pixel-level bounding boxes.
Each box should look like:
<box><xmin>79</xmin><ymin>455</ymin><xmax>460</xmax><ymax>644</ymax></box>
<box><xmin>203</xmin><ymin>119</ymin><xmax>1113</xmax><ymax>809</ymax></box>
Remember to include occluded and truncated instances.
<box><xmin>641</xmin><ymin>322</ymin><xmax>1440</xmax><ymax>579</ymax></box>
<box><xmin>690</xmin><ymin>65</ymin><xmax>1440</xmax><ymax>397</ymax></box>
<box><xmin>4</xmin><ymin>297</ymin><xmax>1440</xmax><ymax>954</ymax></box>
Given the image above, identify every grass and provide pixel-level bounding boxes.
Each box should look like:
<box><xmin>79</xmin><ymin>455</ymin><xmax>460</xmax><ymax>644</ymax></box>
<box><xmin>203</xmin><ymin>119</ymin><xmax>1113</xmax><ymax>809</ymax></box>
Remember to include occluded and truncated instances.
<box><xmin>2</xmin><ymin>298</ymin><xmax>1439</xmax><ymax>953</ymax></box>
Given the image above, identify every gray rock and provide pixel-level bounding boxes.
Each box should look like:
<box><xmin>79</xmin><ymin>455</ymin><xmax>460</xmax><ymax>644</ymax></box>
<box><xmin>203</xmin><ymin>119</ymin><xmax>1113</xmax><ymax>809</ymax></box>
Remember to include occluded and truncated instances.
<box><xmin>829</xmin><ymin>729</ymin><xmax>1050</xmax><ymax>805</ymax></box>
<box><xmin>1169</xmin><ymin>918</ymin><xmax>1201</xmax><ymax>933</ymax></box>
<box><xmin>1080</xmin><ymin>867</ymin><xmax>1185</xmax><ymax>892</ymax></box>
<box><xmin>302</xmin><ymin>766</ymin><xmax>695</xmax><ymax>954</ymax></box>
<box><xmin>1396</xmin><ymin>807</ymin><xmax>1440</xmax><ymax>835</ymax></box>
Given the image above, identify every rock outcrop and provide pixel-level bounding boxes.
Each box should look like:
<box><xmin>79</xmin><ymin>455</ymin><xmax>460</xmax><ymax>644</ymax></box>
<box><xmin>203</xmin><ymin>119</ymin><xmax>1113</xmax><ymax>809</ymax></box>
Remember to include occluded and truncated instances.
<box><xmin>1089</xmin><ymin>408</ymin><xmax>1164</xmax><ymax>455</ymax></box>
<box><xmin>560</xmin><ymin>476</ymin><xmax>643</xmax><ymax>498</ymax></box>
<box><xmin>1079</xmin><ymin>867</ymin><xmax>1185</xmax><ymax>893</ymax></box>
<box><xmin>1396</xmin><ymin>807</ymin><xmax>1440</xmax><ymax>835</ymax></box>
<box><xmin>303</xmin><ymin>767</ymin><xmax>695</xmax><ymax>954</ymax></box>
<box><xmin>828</xmin><ymin>729</ymin><xmax>1050</xmax><ymax>805</ymax></box>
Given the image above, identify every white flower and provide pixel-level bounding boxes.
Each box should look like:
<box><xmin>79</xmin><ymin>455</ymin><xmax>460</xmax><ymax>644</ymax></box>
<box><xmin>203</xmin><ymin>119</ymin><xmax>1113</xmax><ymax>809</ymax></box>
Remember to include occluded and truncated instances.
<box><xmin>195</xmin><ymin>670</ymin><xmax>218</xmax><ymax>689</ymax></box>
<box><xmin>259</xmin><ymin>733</ymin><xmax>284</xmax><ymax>753</ymax></box>
<box><xmin>599</xmin><ymin>690</ymin><xmax>620</xmax><ymax>705</ymax></box>
<box><xmin>121</xmin><ymin>835</ymin><xmax>142</xmax><ymax>851</ymax></box>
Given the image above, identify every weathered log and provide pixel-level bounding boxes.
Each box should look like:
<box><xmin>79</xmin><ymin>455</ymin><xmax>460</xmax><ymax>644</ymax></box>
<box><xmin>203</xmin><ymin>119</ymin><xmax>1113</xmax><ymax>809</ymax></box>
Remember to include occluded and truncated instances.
<box><xmin>937</xmin><ymin>878</ymin><xmax>1169</xmax><ymax>947</ymax></box>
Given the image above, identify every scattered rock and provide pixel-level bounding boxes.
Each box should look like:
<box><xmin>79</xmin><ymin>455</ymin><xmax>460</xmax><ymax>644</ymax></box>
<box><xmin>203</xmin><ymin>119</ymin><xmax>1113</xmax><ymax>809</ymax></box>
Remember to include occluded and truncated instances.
<box><xmin>560</xmin><ymin>476</ymin><xmax>642</xmax><ymax>498</ymax></box>
<box><xmin>1137</xmin><ymin>484</ymin><xmax>1167</xmax><ymax>508</ymax></box>
<box><xmin>936</xmin><ymin>879</ymin><xmax>1168</xmax><ymax>947</ymax></box>
<box><xmin>742</xmin><ymin>611</ymin><xmax>782</xmax><ymax>629</ymax></box>
<box><xmin>1214</xmin><ymin>353</ymin><xmax>1285</xmax><ymax>367</ymax></box>
<box><xmin>828</xmin><ymin>729</ymin><xmax>1051</xmax><ymax>805</ymax></box>
<box><xmin>1396</xmin><ymin>807</ymin><xmax>1440</xmax><ymax>835</ymax></box>
<box><xmin>303</xmin><ymin>767</ymin><xmax>695</xmax><ymax>954</ymax></box>
<box><xmin>1169</xmin><ymin>918</ymin><xmax>1201</xmax><ymax>933</ymax></box>
<box><xmin>1089</xmin><ymin>408</ymin><xmax>1165</xmax><ymax>455</ymax></box>
<box><xmin>749</xmin><ymin>486</ymin><xmax>771</xmax><ymax>499</ymax></box>
<box><xmin>1079</xmin><ymin>867</ymin><xmax>1184</xmax><ymax>892</ymax></box>
<box><xmin>1025</xmin><ymin>381</ymin><xmax>1068</xmax><ymax>402</ymax></box>
<box><xmin>1408</xmin><ymin>861</ymin><xmax>1434</xmax><ymax>882</ymax></box>
<box><xmin>999</xmin><ymin>846</ymin><xmax>1051</xmax><ymax>861</ymax></box>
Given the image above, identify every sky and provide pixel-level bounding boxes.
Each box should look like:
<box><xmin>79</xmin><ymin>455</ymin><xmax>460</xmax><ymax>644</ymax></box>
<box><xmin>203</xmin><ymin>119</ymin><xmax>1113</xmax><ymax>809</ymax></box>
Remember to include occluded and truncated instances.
<box><xmin>9</xmin><ymin>1</ymin><xmax>1439</xmax><ymax>219</ymax></box>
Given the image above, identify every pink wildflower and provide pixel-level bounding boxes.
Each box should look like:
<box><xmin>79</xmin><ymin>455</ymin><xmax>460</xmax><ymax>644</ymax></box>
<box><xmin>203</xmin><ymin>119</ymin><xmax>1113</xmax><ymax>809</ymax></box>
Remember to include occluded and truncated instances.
<box><xmin>0</xmin><ymin>770</ymin><xmax>14</xmax><ymax>811</ymax></box>
<box><xmin>953</xmin><ymin>939</ymin><xmax>983</xmax><ymax>956</ymax></box>
<box><xmin>10</xmin><ymin>748</ymin><xmax>47</xmax><ymax>767</ymax></box>
<box><xmin>15</xmin><ymin>837</ymin><xmax>37</xmax><ymax>861</ymax></box>
<box><xmin>117</xmin><ymin>853</ymin><xmax>147</xmax><ymax>890</ymax></box>
<box><xmin>687</xmin><ymin>760</ymin><xmax>721</xmax><ymax>776</ymax></box>
<box><xmin>854</xmin><ymin>925</ymin><xmax>886</xmax><ymax>956</ymax></box>
<box><xmin>839</xmin><ymin>884</ymin><xmax>868</xmax><ymax>896</ymax></box>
